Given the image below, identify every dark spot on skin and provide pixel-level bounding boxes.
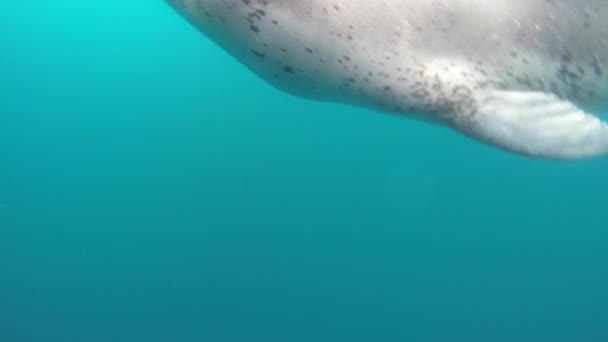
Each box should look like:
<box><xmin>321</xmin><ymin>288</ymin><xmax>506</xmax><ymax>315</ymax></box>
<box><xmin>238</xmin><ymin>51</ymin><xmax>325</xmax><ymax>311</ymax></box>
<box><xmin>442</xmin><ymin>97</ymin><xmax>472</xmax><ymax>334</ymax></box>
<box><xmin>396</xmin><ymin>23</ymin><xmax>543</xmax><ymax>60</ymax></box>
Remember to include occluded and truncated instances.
<box><xmin>578</xmin><ymin>67</ymin><xmax>586</xmax><ymax>76</ymax></box>
<box><xmin>250</xmin><ymin>49</ymin><xmax>265</xmax><ymax>59</ymax></box>
<box><xmin>248</xmin><ymin>13</ymin><xmax>261</xmax><ymax>21</ymax></box>
<box><xmin>592</xmin><ymin>55</ymin><xmax>603</xmax><ymax>76</ymax></box>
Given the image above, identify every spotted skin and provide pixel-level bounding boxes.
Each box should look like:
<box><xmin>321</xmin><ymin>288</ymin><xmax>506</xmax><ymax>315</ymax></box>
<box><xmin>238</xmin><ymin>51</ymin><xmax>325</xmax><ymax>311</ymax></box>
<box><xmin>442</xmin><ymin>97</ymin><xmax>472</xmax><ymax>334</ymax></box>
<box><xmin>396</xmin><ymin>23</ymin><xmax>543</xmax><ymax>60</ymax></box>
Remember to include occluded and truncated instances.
<box><xmin>165</xmin><ymin>0</ymin><xmax>608</xmax><ymax>158</ymax></box>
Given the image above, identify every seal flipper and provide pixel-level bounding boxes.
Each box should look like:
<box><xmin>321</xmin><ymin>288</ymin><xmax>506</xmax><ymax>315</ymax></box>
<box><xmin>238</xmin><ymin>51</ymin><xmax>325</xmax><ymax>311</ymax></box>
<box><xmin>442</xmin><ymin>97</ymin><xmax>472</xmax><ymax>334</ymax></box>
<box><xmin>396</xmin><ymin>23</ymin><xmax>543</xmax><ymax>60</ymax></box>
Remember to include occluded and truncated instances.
<box><xmin>452</xmin><ymin>90</ymin><xmax>608</xmax><ymax>160</ymax></box>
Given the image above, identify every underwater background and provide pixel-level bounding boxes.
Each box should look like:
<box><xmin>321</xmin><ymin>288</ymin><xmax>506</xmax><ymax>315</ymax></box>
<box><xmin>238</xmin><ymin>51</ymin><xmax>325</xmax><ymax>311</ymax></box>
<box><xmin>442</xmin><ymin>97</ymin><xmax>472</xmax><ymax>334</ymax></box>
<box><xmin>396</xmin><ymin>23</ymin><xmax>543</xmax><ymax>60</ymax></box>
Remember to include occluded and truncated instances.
<box><xmin>1</xmin><ymin>1</ymin><xmax>608</xmax><ymax>341</ymax></box>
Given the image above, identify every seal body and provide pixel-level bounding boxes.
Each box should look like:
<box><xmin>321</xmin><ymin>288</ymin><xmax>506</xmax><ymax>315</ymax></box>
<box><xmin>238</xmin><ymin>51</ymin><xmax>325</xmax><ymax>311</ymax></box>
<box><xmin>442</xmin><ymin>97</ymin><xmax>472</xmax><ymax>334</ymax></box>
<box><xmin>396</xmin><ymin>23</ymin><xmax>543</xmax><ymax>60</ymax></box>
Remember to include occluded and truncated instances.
<box><xmin>166</xmin><ymin>0</ymin><xmax>608</xmax><ymax>160</ymax></box>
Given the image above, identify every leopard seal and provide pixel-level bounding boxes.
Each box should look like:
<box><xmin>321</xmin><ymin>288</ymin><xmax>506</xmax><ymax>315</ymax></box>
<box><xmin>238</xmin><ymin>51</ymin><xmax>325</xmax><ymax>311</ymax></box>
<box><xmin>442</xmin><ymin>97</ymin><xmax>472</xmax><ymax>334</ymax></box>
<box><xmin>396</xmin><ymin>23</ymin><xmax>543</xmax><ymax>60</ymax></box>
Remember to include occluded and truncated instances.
<box><xmin>165</xmin><ymin>0</ymin><xmax>608</xmax><ymax>160</ymax></box>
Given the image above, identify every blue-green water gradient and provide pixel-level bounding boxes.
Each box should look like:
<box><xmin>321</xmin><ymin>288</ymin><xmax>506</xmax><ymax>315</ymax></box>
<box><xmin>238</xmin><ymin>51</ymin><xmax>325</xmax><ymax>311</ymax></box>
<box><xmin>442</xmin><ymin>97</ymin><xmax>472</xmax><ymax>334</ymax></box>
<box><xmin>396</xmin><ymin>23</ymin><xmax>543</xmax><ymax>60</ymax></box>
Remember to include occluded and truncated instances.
<box><xmin>1</xmin><ymin>1</ymin><xmax>608</xmax><ymax>341</ymax></box>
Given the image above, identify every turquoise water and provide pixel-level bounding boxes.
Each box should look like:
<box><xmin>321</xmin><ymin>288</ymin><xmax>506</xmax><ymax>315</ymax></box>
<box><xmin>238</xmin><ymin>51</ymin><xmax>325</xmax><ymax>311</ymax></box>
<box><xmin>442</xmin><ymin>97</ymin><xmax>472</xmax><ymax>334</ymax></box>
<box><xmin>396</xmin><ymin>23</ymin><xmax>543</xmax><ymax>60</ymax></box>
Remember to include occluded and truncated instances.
<box><xmin>2</xmin><ymin>1</ymin><xmax>608</xmax><ymax>341</ymax></box>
